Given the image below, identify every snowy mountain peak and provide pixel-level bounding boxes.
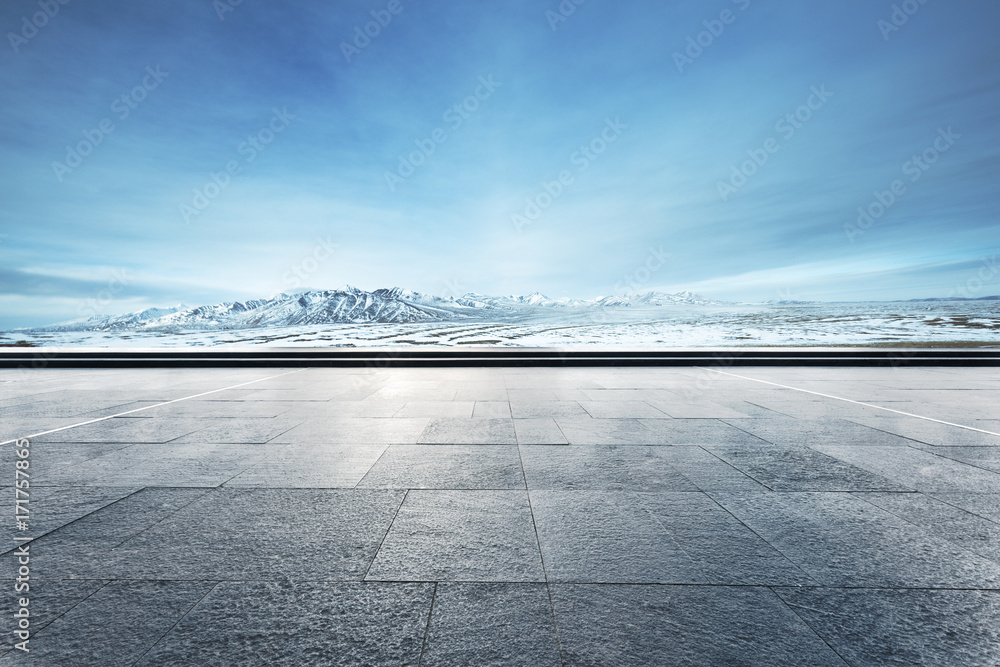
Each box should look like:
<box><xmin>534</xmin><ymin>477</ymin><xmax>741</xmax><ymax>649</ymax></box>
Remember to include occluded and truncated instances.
<box><xmin>519</xmin><ymin>292</ymin><xmax>552</xmax><ymax>306</ymax></box>
<box><xmin>33</xmin><ymin>287</ymin><xmax>723</xmax><ymax>332</ymax></box>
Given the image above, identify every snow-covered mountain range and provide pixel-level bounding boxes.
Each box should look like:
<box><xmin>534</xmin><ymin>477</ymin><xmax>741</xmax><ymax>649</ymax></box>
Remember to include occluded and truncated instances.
<box><xmin>32</xmin><ymin>286</ymin><xmax>724</xmax><ymax>332</ymax></box>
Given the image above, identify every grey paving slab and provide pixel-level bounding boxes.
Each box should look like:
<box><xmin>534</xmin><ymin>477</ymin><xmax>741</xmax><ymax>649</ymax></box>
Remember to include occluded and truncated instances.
<box><xmin>930</xmin><ymin>492</ymin><xmax>1000</xmax><ymax>523</ymax></box>
<box><xmin>813</xmin><ymin>445</ymin><xmax>1000</xmax><ymax>492</ymax></box>
<box><xmin>654</xmin><ymin>446</ymin><xmax>766</xmax><ymax>491</ymax></box>
<box><xmin>224</xmin><ymin>443</ymin><xmax>386</xmax><ymax>487</ymax></box>
<box><xmin>513</xmin><ymin>418</ymin><xmax>568</xmax><ymax>445</ymax></box>
<box><xmin>456</xmin><ymin>387</ymin><xmax>510</xmax><ymax>402</ymax></box>
<box><xmin>509</xmin><ymin>401</ymin><xmax>589</xmax><ymax>419</ymax></box>
<box><xmin>506</xmin><ymin>388</ymin><xmax>592</xmax><ymax>402</ymax></box>
<box><xmin>646</xmin><ymin>398</ymin><xmax>752</xmax><ymax>419</ymax></box>
<box><xmin>134</xmin><ymin>582</ymin><xmax>433</xmax><ymax>667</ymax></box>
<box><xmin>282</xmin><ymin>399</ymin><xmax>405</xmax><ymax>418</ymax></box>
<box><xmin>737</xmin><ymin>396</ymin><xmax>890</xmax><ymax>420</ymax></box>
<box><xmin>109</xmin><ymin>488</ymin><xmax>405</xmax><ymax>580</ymax></box>
<box><xmin>0</xmin><ymin>485</ymin><xmax>140</xmax><ymax>537</ymax></box>
<box><xmin>119</xmin><ymin>400</ymin><xmax>301</xmax><ymax>419</ymax></box>
<box><xmin>724</xmin><ymin>417</ymin><xmax>920</xmax><ymax>447</ymax></box>
<box><xmin>369</xmin><ymin>387</ymin><xmax>458</xmax><ymax>401</ymax></box>
<box><xmin>358</xmin><ymin>445</ymin><xmax>524</xmax><ymax>489</ymax></box>
<box><xmin>711</xmin><ymin>400</ymin><xmax>788</xmax><ymax>419</ymax></box>
<box><xmin>394</xmin><ymin>401</ymin><xmax>475</xmax><ymax>418</ymax></box>
<box><xmin>71</xmin><ymin>400</ymin><xmax>168</xmax><ymax>418</ymax></box>
<box><xmin>270</xmin><ymin>417</ymin><xmax>430</xmax><ymax>444</ymax></box>
<box><xmin>217</xmin><ymin>388</ymin><xmax>338</xmax><ymax>401</ymax></box>
<box><xmin>578</xmin><ymin>388</ymin><xmax>662</xmax><ymax>401</ymax></box>
<box><xmin>366</xmin><ymin>490</ymin><xmax>544</xmax><ymax>582</ymax></box>
<box><xmin>867</xmin><ymin>400</ymin><xmax>996</xmax><ymax>423</ymax></box>
<box><xmin>530</xmin><ymin>490</ymin><xmax>705</xmax><ymax>583</ymax></box>
<box><xmin>1</xmin><ymin>488</ymin><xmax>213</xmax><ymax>579</ymax></box>
<box><xmin>0</xmin><ymin>439</ymin><xmax>135</xmax><ymax>483</ymax></box>
<box><xmin>774</xmin><ymin>587</ymin><xmax>1000</xmax><ymax>667</ymax></box>
<box><xmin>909</xmin><ymin>446</ymin><xmax>1000</xmax><ymax>474</ymax></box>
<box><xmin>5</xmin><ymin>366</ymin><xmax>1000</xmax><ymax>663</ymax></box>
<box><xmin>520</xmin><ymin>445</ymin><xmax>699</xmax><ymax>491</ymax></box>
<box><xmin>31</xmin><ymin>417</ymin><xmax>206</xmax><ymax>443</ymax></box>
<box><xmin>591</xmin><ymin>373</ymin><xmax>681</xmax><ymax>389</ymax></box>
<box><xmin>167</xmin><ymin>417</ymin><xmax>302</xmax><ymax>444</ymax></box>
<box><xmin>0</xmin><ymin>376</ymin><xmax>246</xmax><ymax>399</ymax></box>
<box><xmin>551</xmin><ymin>584</ymin><xmax>847</xmax><ymax>667</ymax></box>
<box><xmin>0</xmin><ymin>398</ymin><xmax>144</xmax><ymax>419</ymax></box>
<box><xmin>705</xmin><ymin>445</ymin><xmax>907</xmax><ymax>491</ymax></box>
<box><xmin>577</xmin><ymin>400</ymin><xmax>668</xmax><ymax>418</ymax></box>
<box><xmin>0</xmin><ymin>581</ymin><xmax>216</xmax><ymax>666</ymax></box>
<box><xmin>131</xmin><ymin>442</ymin><xmax>276</xmax><ymax>486</ymax></box>
<box><xmin>848</xmin><ymin>415</ymin><xmax>1000</xmax><ymax>447</ymax></box>
<box><xmin>0</xmin><ymin>392</ymin><xmax>76</xmax><ymax>410</ymax></box>
<box><xmin>642</xmin><ymin>418</ymin><xmax>771</xmax><ymax>445</ymax></box>
<box><xmin>16</xmin><ymin>488</ymin><xmax>402</xmax><ymax>580</ymax></box>
<box><xmin>421</xmin><ymin>583</ymin><xmax>561</xmax><ymax>667</ymax></box>
<box><xmin>554</xmin><ymin>418</ymin><xmax>665</xmax><ymax>445</ymax></box>
<box><xmin>310</xmin><ymin>385</ymin><xmax>382</xmax><ymax>401</ymax></box>
<box><xmin>453</xmin><ymin>385</ymin><xmax>509</xmax><ymax>401</ymax></box>
<box><xmin>0</xmin><ymin>580</ymin><xmax>106</xmax><ymax>653</ymax></box>
<box><xmin>637</xmin><ymin>492</ymin><xmax>815</xmax><ymax>585</ymax></box>
<box><xmin>184</xmin><ymin>388</ymin><xmax>272</xmax><ymax>401</ymax></box>
<box><xmin>858</xmin><ymin>492</ymin><xmax>1000</xmax><ymax>563</ymax></box>
<box><xmin>0</xmin><ymin>417</ymin><xmax>81</xmax><ymax>443</ymax></box>
<box><xmin>472</xmin><ymin>400</ymin><xmax>512</xmax><ymax>419</ymax></box>
<box><xmin>418</xmin><ymin>418</ymin><xmax>517</xmax><ymax>444</ymax></box>
<box><xmin>713</xmin><ymin>400</ymin><xmax>788</xmax><ymax>418</ymax></box>
<box><xmin>36</xmin><ymin>442</ymin><xmax>271</xmax><ymax>487</ymax></box>
<box><xmin>713</xmin><ymin>491</ymin><xmax>1000</xmax><ymax>587</ymax></box>
<box><xmin>372</xmin><ymin>380</ymin><xmax>444</xmax><ymax>391</ymax></box>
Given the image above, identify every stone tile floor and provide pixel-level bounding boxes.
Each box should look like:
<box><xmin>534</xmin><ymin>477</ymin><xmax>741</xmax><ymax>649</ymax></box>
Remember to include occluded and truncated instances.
<box><xmin>1</xmin><ymin>365</ymin><xmax>999</xmax><ymax>665</ymax></box>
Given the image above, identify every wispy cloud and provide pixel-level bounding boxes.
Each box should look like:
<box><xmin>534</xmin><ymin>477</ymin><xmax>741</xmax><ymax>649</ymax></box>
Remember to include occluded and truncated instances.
<box><xmin>1</xmin><ymin>0</ymin><xmax>999</xmax><ymax>327</ymax></box>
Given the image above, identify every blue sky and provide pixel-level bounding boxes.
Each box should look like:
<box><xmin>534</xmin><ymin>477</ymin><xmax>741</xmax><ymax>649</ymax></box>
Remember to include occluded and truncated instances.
<box><xmin>1</xmin><ymin>0</ymin><xmax>999</xmax><ymax>328</ymax></box>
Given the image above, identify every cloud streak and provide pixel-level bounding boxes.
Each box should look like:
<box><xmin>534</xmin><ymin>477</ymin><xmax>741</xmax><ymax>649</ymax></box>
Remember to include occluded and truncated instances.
<box><xmin>1</xmin><ymin>0</ymin><xmax>999</xmax><ymax>328</ymax></box>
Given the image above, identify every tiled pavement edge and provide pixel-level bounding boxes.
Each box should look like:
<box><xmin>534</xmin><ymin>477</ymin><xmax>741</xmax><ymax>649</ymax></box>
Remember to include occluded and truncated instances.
<box><xmin>1</xmin><ymin>366</ymin><xmax>999</xmax><ymax>665</ymax></box>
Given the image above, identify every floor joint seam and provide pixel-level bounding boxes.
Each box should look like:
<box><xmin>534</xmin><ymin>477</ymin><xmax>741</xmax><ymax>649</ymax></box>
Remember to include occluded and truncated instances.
<box><xmin>0</xmin><ymin>486</ymin><xmax>150</xmax><ymax>557</ymax></box>
<box><xmin>518</xmin><ymin>443</ymin><xmax>566</xmax><ymax>665</ymax></box>
<box><xmin>699</xmin><ymin>484</ymin><xmax>819</xmax><ymax>585</ymax></box>
<box><xmin>0</xmin><ymin>368</ymin><xmax>310</xmax><ymax>446</ymax></box>
<box><xmin>130</xmin><ymin>580</ymin><xmax>221</xmax><ymax>666</ymax></box>
<box><xmin>108</xmin><ymin>487</ymin><xmax>220</xmax><ymax>552</ymax></box>
<box><xmin>698</xmin><ymin>368</ymin><xmax>1000</xmax><ymax>436</ymax></box>
<box><xmin>12</xmin><ymin>579</ymin><xmax>113</xmax><ymax>647</ymax></box>
<box><xmin>363</xmin><ymin>489</ymin><xmax>408</xmax><ymax>581</ymax></box>
<box><xmin>416</xmin><ymin>581</ymin><xmax>437</xmax><ymax>667</ymax></box>
<box><xmin>768</xmin><ymin>585</ymin><xmax>853</xmax><ymax>667</ymax></box>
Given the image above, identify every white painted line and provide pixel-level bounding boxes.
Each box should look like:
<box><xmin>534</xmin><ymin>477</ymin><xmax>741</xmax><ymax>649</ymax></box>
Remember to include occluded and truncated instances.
<box><xmin>1</xmin><ymin>368</ymin><xmax>309</xmax><ymax>446</ymax></box>
<box><xmin>697</xmin><ymin>367</ymin><xmax>1000</xmax><ymax>437</ymax></box>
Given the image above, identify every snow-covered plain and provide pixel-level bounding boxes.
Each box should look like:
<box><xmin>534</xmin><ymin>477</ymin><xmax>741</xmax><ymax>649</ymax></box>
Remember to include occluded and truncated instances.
<box><xmin>5</xmin><ymin>301</ymin><xmax>1000</xmax><ymax>348</ymax></box>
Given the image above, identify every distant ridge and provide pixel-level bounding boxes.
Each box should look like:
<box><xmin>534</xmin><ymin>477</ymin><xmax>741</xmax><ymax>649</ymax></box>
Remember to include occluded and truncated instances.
<box><xmin>30</xmin><ymin>286</ymin><xmax>726</xmax><ymax>332</ymax></box>
<box><xmin>900</xmin><ymin>296</ymin><xmax>1000</xmax><ymax>302</ymax></box>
